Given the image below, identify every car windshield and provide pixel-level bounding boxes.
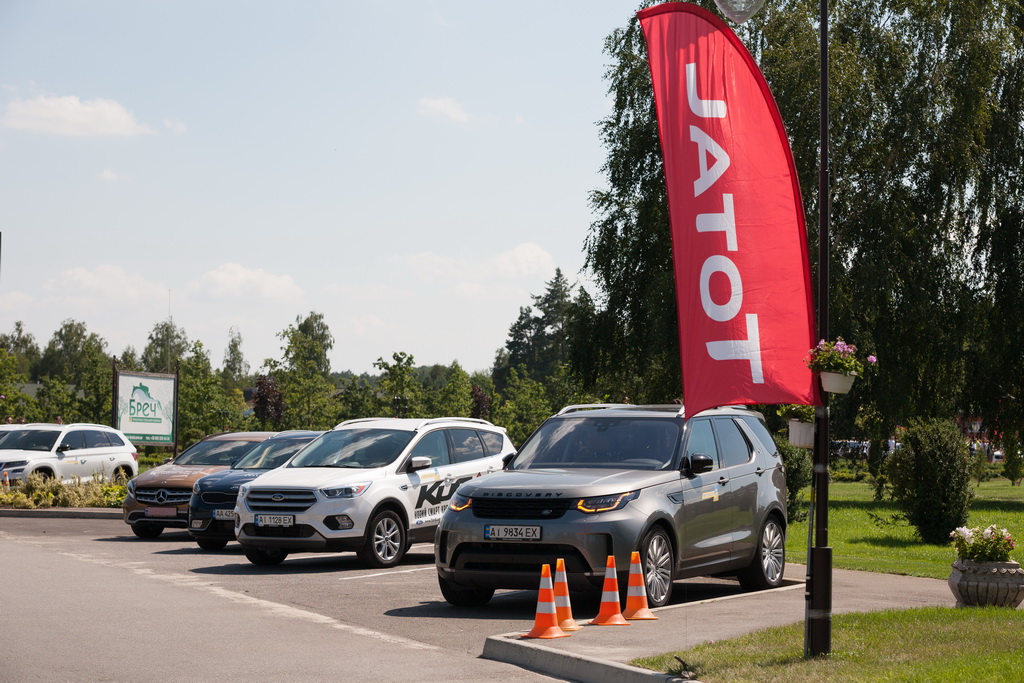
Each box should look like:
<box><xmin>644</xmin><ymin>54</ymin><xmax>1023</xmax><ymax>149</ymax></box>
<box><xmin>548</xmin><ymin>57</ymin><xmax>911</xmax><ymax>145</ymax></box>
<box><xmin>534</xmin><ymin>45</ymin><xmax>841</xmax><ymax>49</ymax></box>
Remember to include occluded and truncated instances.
<box><xmin>288</xmin><ymin>429</ymin><xmax>414</xmax><ymax>469</ymax></box>
<box><xmin>175</xmin><ymin>439</ymin><xmax>261</xmax><ymax>466</ymax></box>
<box><xmin>233</xmin><ymin>438</ymin><xmax>314</xmax><ymax>469</ymax></box>
<box><xmin>0</xmin><ymin>429</ymin><xmax>60</xmax><ymax>452</ymax></box>
<box><xmin>510</xmin><ymin>416</ymin><xmax>682</xmax><ymax>470</ymax></box>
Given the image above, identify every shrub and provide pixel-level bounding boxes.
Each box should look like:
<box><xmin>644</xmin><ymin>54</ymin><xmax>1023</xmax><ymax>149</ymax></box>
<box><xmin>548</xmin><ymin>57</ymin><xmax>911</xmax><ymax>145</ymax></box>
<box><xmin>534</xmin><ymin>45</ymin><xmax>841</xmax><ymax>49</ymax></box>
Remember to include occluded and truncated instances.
<box><xmin>774</xmin><ymin>434</ymin><xmax>812</xmax><ymax>522</ymax></box>
<box><xmin>1001</xmin><ymin>432</ymin><xmax>1023</xmax><ymax>486</ymax></box>
<box><xmin>0</xmin><ymin>473</ymin><xmax>127</xmax><ymax>509</ymax></box>
<box><xmin>886</xmin><ymin>418</ymin><xmax>973</xmax><ymax>544</ymax></box>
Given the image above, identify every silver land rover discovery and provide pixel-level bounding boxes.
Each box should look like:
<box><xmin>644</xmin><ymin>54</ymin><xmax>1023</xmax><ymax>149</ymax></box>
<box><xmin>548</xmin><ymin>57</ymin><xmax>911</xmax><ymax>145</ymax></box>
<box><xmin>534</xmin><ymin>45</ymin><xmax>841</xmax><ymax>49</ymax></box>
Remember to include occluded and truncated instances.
<box><xmin>435</xmin><ymin>404</ymin><xmax>787</xmax><ymax>607</ymax></box>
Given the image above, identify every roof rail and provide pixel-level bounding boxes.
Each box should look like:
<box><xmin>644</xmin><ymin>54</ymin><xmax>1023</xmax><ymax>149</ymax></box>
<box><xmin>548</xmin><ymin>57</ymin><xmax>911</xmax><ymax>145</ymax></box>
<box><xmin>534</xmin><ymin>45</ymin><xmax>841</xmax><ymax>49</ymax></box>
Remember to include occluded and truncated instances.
<box><xmin>556</xmin><ymin>404</ymin><xmax>632</xmax><ymax>416</ymax></box>
<box><xmin>335</xmin><ymin>417</ymin><xmax>391</xmax><ymax>428</ymax></box>
<box><xmin>418</xmin><ymin>417</ymin><xmax>494</xmax><ymax>428</ymax></box>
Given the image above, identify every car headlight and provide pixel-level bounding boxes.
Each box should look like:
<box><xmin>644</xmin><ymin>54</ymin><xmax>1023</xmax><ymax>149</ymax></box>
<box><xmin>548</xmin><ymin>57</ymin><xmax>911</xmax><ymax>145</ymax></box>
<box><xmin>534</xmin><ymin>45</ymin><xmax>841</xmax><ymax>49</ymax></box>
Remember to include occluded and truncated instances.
<box><xmin>126</xmin><ymin>478</ymin><xmax>137</xmax><ymax>495</ymax></box>
<box><xmin>1</xmin><ymin>460</ymin><xmax>28</xmax><ymax>469</ymax></box>
<box><xmin>448</xmin><ymin>492</ymin><xmax>471</xmax><ymax>512</ymax></box>
<box><xmin>192</xmin><ymin>481</ymin><xmax>203</xmax><ymax>494</ymax></box>
<box><xmin>576</xmin><ymin>491</ymin><xmax>639</xmax><ymax>514</ymax></box>
<box><xmin>321</xmin><ymin>482</ymin><xmax>370</xmax><ymax>498</ymax></box>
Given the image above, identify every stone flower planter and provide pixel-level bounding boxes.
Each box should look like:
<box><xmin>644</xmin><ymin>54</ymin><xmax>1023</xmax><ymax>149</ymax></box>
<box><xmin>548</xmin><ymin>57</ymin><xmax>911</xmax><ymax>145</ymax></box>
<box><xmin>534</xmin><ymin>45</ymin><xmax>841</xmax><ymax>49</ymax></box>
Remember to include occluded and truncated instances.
<box><xmin>948</xmin><ymin>558</ymin><xmax>1024</xmax><ymax>608</ymax></box>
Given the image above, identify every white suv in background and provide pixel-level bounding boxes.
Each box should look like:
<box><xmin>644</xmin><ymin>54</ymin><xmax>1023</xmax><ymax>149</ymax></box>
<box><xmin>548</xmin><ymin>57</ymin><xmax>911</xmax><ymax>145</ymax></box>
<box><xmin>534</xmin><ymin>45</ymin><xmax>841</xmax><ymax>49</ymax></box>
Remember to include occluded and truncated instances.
<box><xmin>0</xmin><ymin>423</ymin><xmax>138</xmax><ymax>484</ymax></box>
<box><xmin>235</xmin><ymin>417</ymin><xmax>514</xmax><ymax>567</ymax></box>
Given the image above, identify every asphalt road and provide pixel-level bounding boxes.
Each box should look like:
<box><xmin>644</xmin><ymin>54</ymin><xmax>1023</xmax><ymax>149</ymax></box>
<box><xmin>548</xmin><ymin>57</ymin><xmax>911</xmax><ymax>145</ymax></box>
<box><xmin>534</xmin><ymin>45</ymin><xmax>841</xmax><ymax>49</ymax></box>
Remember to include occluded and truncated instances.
<box><xmin>0</xmin><ymin>516</ymin><xmax>750</xmax><ymax>682</ymax></box>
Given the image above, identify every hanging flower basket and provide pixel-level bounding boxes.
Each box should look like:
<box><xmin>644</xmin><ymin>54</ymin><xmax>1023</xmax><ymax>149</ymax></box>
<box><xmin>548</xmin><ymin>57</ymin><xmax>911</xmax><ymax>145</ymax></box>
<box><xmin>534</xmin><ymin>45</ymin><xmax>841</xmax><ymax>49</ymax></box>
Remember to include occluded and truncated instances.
<box><xmin>820</xmin><ymin>371</ymin><xmax>856</xmax><ymax>394</ymax></box>
<box><xmin>805</xmin><ymin>338</ymin><xmax>876</xmax><ymax>394</ymax></box>
<box><xmin>787</xmin><ymin>419</ymin><xmax>815</xmax><ymax>449</ymax></box>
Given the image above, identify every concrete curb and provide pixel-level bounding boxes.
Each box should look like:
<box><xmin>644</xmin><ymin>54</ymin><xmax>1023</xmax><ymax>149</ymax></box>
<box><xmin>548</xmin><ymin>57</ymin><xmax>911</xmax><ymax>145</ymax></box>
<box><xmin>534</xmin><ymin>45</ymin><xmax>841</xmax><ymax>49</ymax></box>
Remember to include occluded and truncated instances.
<box><xmin>0</xmin><ymin>507</ymin><xmax>122</xmax><ymax>519</ymax></box>
<box><xmin>483</xmin><ymin>633</ymin><xmax>690</xmax><ymax>683</ymax></box>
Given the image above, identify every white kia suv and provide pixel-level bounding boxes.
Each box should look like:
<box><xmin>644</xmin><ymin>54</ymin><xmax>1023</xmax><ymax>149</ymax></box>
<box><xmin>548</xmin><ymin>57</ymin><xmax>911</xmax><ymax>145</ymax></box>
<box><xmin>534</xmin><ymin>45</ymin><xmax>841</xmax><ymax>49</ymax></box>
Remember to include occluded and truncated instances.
<box><xmin>0</xmin><ymin>423</ymin><xmax>138</xmax><ymax>484</ymax></box>
<box><xmin>235</xmin><ymin>417</ymin><xmax>514</xmax><ymax>567</ymax></box>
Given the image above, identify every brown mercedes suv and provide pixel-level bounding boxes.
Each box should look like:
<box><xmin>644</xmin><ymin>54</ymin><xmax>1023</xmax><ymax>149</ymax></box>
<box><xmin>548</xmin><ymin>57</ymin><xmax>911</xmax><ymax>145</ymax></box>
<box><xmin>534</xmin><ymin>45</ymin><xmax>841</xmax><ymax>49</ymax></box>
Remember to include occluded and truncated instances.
<box><xmin>122</xmin><ymin>431</ymin><xmax>276</xmax><ymax>539</ymax></box>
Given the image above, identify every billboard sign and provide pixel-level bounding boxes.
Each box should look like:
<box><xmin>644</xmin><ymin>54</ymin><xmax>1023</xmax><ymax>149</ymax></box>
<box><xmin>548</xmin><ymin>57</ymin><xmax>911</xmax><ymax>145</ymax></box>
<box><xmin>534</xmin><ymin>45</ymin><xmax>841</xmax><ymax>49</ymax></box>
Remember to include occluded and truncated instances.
<box><xmin>116</xmin><ymin>371</ymin><xmax>176</xmax><ymax>445</ymax></box>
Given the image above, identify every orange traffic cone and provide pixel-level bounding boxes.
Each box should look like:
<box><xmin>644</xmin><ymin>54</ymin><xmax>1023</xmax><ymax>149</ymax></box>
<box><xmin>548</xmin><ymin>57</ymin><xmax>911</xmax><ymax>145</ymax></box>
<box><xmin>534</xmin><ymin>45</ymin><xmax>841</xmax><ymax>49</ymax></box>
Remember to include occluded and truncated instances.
<box><xmin>553</xmin><ymin>558</ymin><xmax>582</xmax><ymax>631</ymax></box>
<box><xmin>589</xmin><ymin>555</ymin><xmax>631</xmax><ymax>626</ymax></box>
<box><xmin>522</xmin><ymin>563</ymin><xmax>572</xmax><ymax>639</ymax></box>
<box><xmin>622</xmin><ymin>551</ymin><xmax>658</xmax><ymax>620</ymax></box>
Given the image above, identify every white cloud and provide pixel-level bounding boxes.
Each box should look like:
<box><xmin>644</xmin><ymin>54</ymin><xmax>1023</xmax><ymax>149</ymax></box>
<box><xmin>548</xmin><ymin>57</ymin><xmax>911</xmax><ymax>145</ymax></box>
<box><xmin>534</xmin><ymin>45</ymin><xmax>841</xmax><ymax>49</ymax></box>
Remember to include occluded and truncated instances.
<box><xmin>1</xmin><ymin>95</ymin><xmax>154</xmax><ymax>137</ymax></box>
<box><xmin>193</xmin><ymin>263</ymin><xmax>304</xmax><ymax>302</ymax></box>
<box><xmin>43</xmin><ymin>265</ymin><xmax>166</xmax><ymax>301</ymax></box>
<box><xmin>99</xmin><ymin>169</ymin><xmax>119</xmax><ymax>182</ymax></box>
<box><xmin>163</xmin><ymin>118</ymin><xmax>187</xmax><ymax>134</ymax></box>
<box><xmin>416</xmin><ymin>96</ymin><xmax>472</xmax><ymax>124</ymax></box>
<box><xmin>399</xmin><ymin>242</ymin><xmax>556</xmax><ymax>286</ymax></box>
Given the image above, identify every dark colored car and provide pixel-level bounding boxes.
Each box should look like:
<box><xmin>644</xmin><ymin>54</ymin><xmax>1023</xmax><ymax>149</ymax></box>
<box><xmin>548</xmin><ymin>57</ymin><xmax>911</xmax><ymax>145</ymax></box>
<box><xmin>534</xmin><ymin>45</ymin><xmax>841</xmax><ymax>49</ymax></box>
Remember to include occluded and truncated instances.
<box><xmin>188</xmin><ymin>430</ymin><xmax>323</xmax><ymax>550</ymax></box>
<box><xmin>122</xmin><ymin>431</ymin><xmax>277</xmax><ymax>539</ymax></box>
<box><xmin>436</xmin><ymin>404</ymin><xmax>788</xmax><ymax>607</ymax></box>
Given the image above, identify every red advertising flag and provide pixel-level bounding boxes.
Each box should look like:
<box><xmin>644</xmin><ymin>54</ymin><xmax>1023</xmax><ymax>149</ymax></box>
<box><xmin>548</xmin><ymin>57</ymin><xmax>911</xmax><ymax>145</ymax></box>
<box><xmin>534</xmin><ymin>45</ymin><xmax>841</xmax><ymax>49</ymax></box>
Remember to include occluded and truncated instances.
<box><xmin>639</xmin><ymin>2</ymin><xmax>820</xmax><ymax>416</ymax></box>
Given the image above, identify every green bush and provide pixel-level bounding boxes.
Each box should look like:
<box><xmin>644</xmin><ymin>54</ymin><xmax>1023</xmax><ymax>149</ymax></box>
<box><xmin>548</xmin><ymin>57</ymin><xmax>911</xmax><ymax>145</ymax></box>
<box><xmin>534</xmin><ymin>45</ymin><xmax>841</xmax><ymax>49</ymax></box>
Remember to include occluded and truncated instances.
<box><xmin>0</xmin><ymin>473</ymin><xmax>127</xmax><ymax>508</ymax></box>
<box><xmin>774</xmin><ymin>434</ymin><xmax>812</xmax><ymax>522</ymax></box>
<box><xmin>1001</xmin><ymin>432</ymin><xmax>1023</xmax><ymax>486</ymax></box>
<box><xmin>885</xmin><ymin>418</ymin><xmax>973</xmax><ymax>544</ymax></box>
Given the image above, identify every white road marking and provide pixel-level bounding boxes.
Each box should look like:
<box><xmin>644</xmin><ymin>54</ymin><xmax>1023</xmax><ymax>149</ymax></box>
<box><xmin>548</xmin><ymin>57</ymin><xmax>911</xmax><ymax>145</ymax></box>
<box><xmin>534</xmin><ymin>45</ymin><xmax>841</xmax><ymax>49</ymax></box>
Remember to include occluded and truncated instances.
<box><xmin>0</xmin><ymin>530</ymin><xmax>439</xmax><ymax>651</ymax></box>
<box><xmin>338</xmin><ymin>566</ymin><xmax>435</xmax><ymax>580</ymax></box>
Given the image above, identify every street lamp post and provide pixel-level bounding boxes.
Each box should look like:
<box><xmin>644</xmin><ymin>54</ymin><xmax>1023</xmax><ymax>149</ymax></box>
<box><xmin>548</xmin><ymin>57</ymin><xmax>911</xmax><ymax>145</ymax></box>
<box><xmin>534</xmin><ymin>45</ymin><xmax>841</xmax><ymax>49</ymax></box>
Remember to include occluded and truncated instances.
<box><xmin>714</xmin><ymin>0</ymin><xmax>832</xmax><ymax>656</ymax></box>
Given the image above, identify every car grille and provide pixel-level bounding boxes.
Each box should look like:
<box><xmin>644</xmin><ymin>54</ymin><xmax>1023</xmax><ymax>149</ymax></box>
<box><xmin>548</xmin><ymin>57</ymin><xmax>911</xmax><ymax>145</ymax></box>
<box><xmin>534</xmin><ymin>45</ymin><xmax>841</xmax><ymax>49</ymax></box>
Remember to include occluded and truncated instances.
<box><xmin>135</xmin><ymin>488</ymin><xmax>192</xmax><ymax>505</ymax></box>
<box><xmin>201</xmin><ymin>491</ymin><xmax>237</xmax><ymax>505</ymax></box>
<box><xmin>241</xmin><ymin>523</ymin><xmax>317</xmax><ymax>538</ymax></box>
<box><xmin>245</xmin><ymin>489</ymin><xmax>317</xmax><ymax>513</ymax></box>
<box><xmin>471</xmin><ymin>498</ymin><xmax>574</xmax><ymax>520</ymax></box>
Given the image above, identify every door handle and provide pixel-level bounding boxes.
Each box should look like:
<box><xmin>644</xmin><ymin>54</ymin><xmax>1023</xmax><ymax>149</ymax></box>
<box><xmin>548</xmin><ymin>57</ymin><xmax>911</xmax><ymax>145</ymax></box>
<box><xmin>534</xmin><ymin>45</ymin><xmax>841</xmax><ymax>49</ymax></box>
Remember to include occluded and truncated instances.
<box><xmin>717</xmin><ymin>476</ymin><xmax>729</xmax><ymax>485</ymax></box>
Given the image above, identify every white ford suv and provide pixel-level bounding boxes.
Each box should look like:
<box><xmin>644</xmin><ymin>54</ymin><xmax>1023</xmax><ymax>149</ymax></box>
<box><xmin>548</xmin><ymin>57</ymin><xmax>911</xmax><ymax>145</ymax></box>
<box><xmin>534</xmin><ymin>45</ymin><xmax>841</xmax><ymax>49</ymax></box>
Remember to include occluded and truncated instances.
<box><xmin>235</xmin><ymin>417</ymin><xmax>514</xmax><ymax>567</ymax></box>
<box><xmin>0</xmin><ymin>423</ymin><xmax>138</xmax><ymax>484</ymax></box>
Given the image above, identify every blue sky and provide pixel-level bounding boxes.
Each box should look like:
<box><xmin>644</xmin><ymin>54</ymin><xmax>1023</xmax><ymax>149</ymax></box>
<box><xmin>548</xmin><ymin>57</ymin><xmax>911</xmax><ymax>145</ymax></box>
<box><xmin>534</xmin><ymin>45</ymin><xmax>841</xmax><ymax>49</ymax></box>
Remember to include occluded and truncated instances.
<box><xmin>0</xmin><ymin>1</ymin><xmax>634</xmax><ymax>375</ymax></box>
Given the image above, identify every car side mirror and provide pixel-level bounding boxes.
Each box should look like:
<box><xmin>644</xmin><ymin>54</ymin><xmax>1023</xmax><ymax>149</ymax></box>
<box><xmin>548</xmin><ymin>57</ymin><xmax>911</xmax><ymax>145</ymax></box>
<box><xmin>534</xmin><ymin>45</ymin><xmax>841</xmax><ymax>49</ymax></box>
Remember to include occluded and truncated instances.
<box><xmin>57</xmin><ymin>443</ymin><xmax>71</xmax><ymax>453</ymax></box>
<box><xmin>162</xmin><ymin>456</ymin><xmax>173</xmax><ymax>464</ymax></box>
<box><xmin>683</xmin><ymin>453</ymin><xmax>714</xmax><ymax>476</ymax></box>
<box><xmin>502</xmin><ymin>452</ymin><xmax>516</xmax><ymax>469</ymax></box>
<box><xmin>407</xmin><ymin>456</ymin><xmax>432</xmax><ymax>472</ymax></box>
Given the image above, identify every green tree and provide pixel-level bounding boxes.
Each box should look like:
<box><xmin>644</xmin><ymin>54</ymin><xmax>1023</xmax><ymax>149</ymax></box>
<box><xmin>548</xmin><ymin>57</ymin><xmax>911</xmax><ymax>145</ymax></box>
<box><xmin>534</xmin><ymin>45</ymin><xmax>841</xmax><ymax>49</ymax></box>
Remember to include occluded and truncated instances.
<box><xmin>141</xmin><ymin>319</ymin><xmax>189</xmax><ymax>374</ymax></box>
<box><xmin>220</xmin><ymin>326</ymin><xmax>251</xmax><ymax>393</ymax></box>
<box><xmin>578</xmin><ymin>0</ymin><xmax>1024</xmax><ymax>435</ymax></box>
<box><xmin>433</xmin><ymin>361</ymin><xmax>472</xmax><ymax>418</ymax></box>
<box><xmin>0</xmin><ymin>349</ymin><xmax>35</xmax><ymax>421</ymax></box>
<box><xmin>34</xmin><ymin>376</ymin><xmax>80</xmax><ymax>424</ymax></box>
<box><xmin>374</xmin><ymin>352</ymin><xmax>423</xmax><ymax>418</ymax></box>
<box><xmin>177</xmin><ymin>341</ymin><xmax>234</xmax><ymax>448</ymax></box>
<box><xmin>265</xmin><ymin>315</ymin><xmax>337</xmax><ymax>430</ymax></box>
<box><xmin>491</xmin><ymin>368</ymin><xmax>553</xmax><ymax>446</ymax></box>
<box><xmin>0</xmin><ymin>321</ymin><xmax>41</xmax><ymax>380</ymax></box>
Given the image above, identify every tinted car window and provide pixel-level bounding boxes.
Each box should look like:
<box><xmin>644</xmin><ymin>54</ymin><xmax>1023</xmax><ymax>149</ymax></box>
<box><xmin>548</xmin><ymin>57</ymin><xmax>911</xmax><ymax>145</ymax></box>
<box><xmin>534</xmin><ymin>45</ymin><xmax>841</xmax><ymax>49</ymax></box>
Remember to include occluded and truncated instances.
<box><xmin>0</xmin><ymin>429</ymin><xmax>60</xmax><ymax>451</ymax></box>
<box><xmin>479</xmin><ymin>431</ymin><xmax>504</xmax><ymax>456</ymax></box>
<box><xmin>512</xmin><ymin>417</ymin><xmax>681</xmax><ymax>470</ymax></box>
<box><xmin>449</xmin><ymin>429</ymin><xmax>485</xmax><ymax>464</ymax></box>
<box><xmin>176</xmin><ymin>439</ymin><xmax>260</xmax><ymax>466</ymax></box>
<box><xmin>233</xmin><ymin>438</ymin><xmax>314</xmax><ymax>469</ymax></box>
<box><xmin>289</xmin><ymin>429</ymin><xmax>414</xmax><ymax>469</ymax></box>
<box><xmin>739</xmin><ymin>415</ymin><xmax>778</xmax><ymax>455</ymax></box>
<box><xmin>684</xmin><ymin>418</ymin><xmax>718</xmax><ymax>469</ymax></box>
<box><xmin>714</xmin><ymin>418</ymin><xmax>752</xmax><ymax>468</ymax></box>
<box><xmin>84</xmin><ymin>430</ymin><xmax>113</xmax><ymax>448</ymax></box>
<box><xmin>60</xmin><ymin>430</ymin><xmax>86</xmax><ymax>451</ymax></box>
<box><xmin>409</xmin><ymin>430</ymin><xmax>450</xmax><ymax>467</ymax></box>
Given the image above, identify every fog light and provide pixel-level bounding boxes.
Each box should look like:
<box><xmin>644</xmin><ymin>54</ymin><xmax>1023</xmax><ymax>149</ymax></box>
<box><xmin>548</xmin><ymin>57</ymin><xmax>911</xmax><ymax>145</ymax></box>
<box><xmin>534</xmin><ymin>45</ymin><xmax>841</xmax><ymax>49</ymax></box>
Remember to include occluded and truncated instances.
<box><xmin>324</xmin><ymin>514</ymin><xmax>354</xmax><ymax>531</ymax></box>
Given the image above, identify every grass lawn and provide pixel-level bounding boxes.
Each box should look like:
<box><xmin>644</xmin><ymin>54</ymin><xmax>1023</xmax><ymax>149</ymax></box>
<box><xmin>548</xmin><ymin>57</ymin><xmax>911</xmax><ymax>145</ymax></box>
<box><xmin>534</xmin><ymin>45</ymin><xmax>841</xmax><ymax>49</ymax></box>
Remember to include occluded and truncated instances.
<box><xmin>632</xmin><ymin>479</ymin><xmax>1024</xmax><ymax>680</ymax></box>
<box><xmin>785</xmin><ymin>479</ymin><xmax>1024</xmax><ymax>579</ymax></box>
<box><xmin>633</xmin><ymin>606</ymin><xmax>1024</xmax><ymax>682</ymax></box>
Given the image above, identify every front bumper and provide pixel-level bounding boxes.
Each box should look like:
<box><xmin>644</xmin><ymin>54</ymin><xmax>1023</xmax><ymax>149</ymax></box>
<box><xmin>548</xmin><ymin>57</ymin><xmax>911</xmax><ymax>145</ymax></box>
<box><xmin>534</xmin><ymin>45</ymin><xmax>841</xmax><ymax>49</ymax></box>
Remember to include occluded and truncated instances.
<box><xmin>435</xmin><ymin>507</ymin><xmax>649</xmax><ymax>591</ymax></box>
